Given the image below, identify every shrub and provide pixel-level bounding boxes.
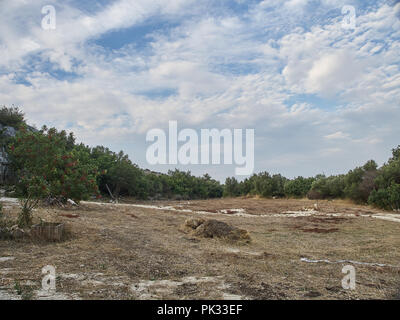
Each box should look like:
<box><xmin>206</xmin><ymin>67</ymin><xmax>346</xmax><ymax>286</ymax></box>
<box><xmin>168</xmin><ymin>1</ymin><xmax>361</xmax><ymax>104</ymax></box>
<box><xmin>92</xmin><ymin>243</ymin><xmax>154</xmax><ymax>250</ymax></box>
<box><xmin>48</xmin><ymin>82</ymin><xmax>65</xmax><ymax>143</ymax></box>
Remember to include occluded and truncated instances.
<box><xmin>309</xmin><ymin>176</ymin><xmax>330</xmax><ymax>199</ymax></box>
<box><xmin>374</xmin><ymin>152</ymin><xmax>400</xmax><ymax>190</ymax></box>
<box><xmin>237</xmin><ymin>172</ymin><xmax>287</xmax><ymax>198</ymax></box>
<box><xmin>254</xmin><ymin>172</ymin><xmax>275</xmax><ymax>197</ymax></box>
<box><xmin>224</xmin><ymin>177</ymin><xmax>241</xmax><ymax>197</ymax></box>
<box><xmin>344</xmin><ymin>160</ymin><xmax>378</xmax><ymax>203</ymax></box>
<box><xmin>270</xmin><ymin>174</ymin><xmax>287</xmax><ymax>197</ymax></box>
<box><xmin>389</xmin><ymin>183</ymin><xmax>400</xmax><ymax>210</ymax></box>
<box><xmin>308</xmin><ymin>175</ymin><xmax>345</xmax><ymax>199</ymax></box>
<box><xmin>9</xmin><ymin>126</ymin><xmax>99</xmax><ymax>202</ymax></box>
<box><xmin>8</xmin><ymin>126</ymin><xmax>99</xmax><ymax>225</ymax></box>
<box><xmin>284</xmin><ymin>176</ymin><xmax>315</xmax><ymax>198</ymax></box>
<box><xmin>368</xmin><ymin>183</ymin><xmax>400</xmax><ymax>210</ymax></box>
<box><xmin>364</xmin><ymin>151</ymin><xmax>400</xmax><ymax>209</ymax></box>
<box><xmin>18</xmin><ymin>198</ymin><xmax>37</xmax><ymax>228</ymax></box>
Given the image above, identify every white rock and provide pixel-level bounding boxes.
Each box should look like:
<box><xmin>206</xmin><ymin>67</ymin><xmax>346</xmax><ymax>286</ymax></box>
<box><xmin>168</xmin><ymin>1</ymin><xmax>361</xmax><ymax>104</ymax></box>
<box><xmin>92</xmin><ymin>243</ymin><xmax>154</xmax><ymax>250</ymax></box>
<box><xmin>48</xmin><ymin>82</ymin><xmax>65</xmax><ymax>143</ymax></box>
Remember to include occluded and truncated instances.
<box><xmin>67</xmin><ymin>199</ymin><xmax>78</xmax><ymax>206</ymax></box>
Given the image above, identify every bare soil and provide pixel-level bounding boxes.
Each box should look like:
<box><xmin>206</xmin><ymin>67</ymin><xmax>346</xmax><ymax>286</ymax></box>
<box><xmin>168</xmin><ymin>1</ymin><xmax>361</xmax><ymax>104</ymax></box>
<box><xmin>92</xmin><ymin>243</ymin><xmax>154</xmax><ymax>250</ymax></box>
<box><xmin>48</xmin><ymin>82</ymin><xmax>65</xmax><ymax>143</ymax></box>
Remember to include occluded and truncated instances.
<box><xmin>0</xmin><ymin>197</ymin><xmax>399</xmax><ymax>300</ymax></box>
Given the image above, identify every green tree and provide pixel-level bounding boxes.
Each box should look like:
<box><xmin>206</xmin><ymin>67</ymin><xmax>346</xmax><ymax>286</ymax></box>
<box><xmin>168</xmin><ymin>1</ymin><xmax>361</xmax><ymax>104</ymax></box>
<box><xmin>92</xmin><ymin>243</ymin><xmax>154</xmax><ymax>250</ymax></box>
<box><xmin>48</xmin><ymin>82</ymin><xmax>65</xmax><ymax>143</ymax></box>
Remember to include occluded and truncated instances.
<box><xmin>0</xmin><ymin>106</ymin><xmax>25</xmax><ymax>127</ymax></box>
<box><xmin>224</xmin><ymin>177</ymin><xmax>241</xmax><ymax>197</ymax></box>
<box><xmin>202</xmin><ymin>174</ymin><xmax>223</xmax><ymax>198</ymax></box>
<box><xmin>309</xmin><ymin>175</ymin><xmax>346</xmax><ymax>199</ymax></box>
<box><xmin>254</xmin><ymin>172</ymin><xmax>274</xmax><ymax>197</ymax></box>
<box><xmin>106</xmin><ymin>157</ymin><xmax>144</xmax><ymax>201</ymax></box>
<box><xmin>8</xmin><ymin>126</ymin><xmax>99</xmax><ymax>226</ymax></box>
<box><xmin>343</xmin><ymin>160</ymin><xmax>378</xmax><ymax>203</ymax></box>
<box><xmin>368</xmin><ymin>147</ymin><xmax>400</xmax><ymax>210</ymax></box>
<box><xmin>369</xmin><ymin>183</ymin><xmax>400</xmax><ymax>211</ymax></box>
<box><xmin>284</xmin><ymin>176</ymin><xmax>315</xmax><ymax>198</ymax></box>
<box><xmin>389</xmin><ymin>145</ymin><xmax>400</xmax><ymax>163</ymax></box>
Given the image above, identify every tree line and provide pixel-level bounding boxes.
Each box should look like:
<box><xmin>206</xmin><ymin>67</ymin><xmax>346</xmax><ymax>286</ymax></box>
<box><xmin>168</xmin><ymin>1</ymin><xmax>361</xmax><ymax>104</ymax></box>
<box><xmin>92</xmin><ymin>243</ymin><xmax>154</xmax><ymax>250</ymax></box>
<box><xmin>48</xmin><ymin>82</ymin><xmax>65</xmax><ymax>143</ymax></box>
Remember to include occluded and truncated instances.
<box><xmin>0</xmin><ymin>107</ymin><xmax>222</xmax><ymax>202</ymax></box>
<box><xmin>224</xmin><ymin>153</ymin><xmax>400</xmax><ymax>210</ymax></box>
<box><xmin>1</xmin><ymin>106</ymin><xmax>399</xmax><ymax>217</ymax></box>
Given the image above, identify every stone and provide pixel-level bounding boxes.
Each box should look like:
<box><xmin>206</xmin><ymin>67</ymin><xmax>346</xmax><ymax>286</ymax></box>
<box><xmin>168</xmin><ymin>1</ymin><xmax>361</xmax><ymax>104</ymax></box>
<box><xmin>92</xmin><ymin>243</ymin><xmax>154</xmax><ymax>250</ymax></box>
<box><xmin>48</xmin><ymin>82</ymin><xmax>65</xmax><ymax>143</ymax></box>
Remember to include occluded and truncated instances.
<box><xmin>10</xmin><ymin>225</ymin><xmax>25</xmax><ymax>239</ymax></box>
<box><xmin>67</xmin><ymin>199</ymin><xmax>78</xmax><ymax>206</ymax></box>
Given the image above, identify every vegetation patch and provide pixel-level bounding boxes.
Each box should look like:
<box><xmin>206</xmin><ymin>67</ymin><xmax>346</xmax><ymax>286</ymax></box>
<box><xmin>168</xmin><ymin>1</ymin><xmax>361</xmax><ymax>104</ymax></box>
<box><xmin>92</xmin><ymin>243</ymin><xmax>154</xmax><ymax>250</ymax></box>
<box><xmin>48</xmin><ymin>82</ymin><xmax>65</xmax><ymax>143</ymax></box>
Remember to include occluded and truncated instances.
<box><xmin>182</xmin><ymin>218</ymin><xmax>251</xmax><ymax>242</ymax></box>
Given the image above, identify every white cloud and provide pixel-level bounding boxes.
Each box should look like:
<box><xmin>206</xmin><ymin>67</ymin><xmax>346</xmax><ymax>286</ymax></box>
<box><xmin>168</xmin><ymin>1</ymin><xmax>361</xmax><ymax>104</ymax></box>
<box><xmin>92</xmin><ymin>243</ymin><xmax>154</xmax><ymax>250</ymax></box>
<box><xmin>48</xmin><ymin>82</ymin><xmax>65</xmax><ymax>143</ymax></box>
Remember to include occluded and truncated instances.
<box><xmin>324</xmin><ymin>131</ymin><xmax>350</xmax><ymax>139</ymax></box>
<box><xmin>305</xmin><ymin>50</ymin><xmax>364</xmax><ymax>96</ymax></box>
<box><xmin>284</xmin><ymin>0</ymin><xmax>309</xmax><ymax>10</ymax></box>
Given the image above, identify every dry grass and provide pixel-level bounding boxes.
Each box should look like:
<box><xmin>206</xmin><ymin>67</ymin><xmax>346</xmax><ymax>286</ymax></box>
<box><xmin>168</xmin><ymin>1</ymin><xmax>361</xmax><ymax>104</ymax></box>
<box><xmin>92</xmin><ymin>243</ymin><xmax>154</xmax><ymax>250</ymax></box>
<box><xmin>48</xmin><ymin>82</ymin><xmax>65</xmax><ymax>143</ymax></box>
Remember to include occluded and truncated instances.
<box><xmin>0</xmin><ymin>197</ymin><xmax>399</xmax><ymax>300</ymax></box>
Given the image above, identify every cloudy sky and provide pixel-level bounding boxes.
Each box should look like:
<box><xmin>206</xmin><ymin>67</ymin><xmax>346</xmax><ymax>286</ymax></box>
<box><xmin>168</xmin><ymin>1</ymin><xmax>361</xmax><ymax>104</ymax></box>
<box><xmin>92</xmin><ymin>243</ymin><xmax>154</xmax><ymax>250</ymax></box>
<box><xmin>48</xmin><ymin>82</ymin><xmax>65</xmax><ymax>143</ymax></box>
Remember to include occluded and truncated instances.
<box><xmin>1</xmin><ymin>0</ymin><xmax>399</xmax><ymax>181</ymax></box>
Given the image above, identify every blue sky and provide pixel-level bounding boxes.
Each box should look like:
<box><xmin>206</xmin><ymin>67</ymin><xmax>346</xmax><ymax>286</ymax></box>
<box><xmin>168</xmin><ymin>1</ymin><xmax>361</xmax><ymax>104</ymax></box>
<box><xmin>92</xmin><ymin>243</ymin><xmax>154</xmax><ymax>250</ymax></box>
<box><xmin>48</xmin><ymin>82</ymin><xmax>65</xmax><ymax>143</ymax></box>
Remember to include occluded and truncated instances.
<box><xmin>0</xmin><ymin>0</ymin><xmax>399</xmax><ymax>181</ymax></box>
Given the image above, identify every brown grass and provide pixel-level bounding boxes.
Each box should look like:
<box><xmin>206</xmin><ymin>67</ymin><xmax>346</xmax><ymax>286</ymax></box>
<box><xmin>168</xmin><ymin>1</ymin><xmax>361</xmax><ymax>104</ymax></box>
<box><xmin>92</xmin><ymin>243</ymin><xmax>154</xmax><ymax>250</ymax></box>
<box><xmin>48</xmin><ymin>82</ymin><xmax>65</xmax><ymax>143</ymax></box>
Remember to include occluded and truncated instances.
<box><xmin>0</xmin><ymin>197</ymin><xmax>399</xmax><ymax>300</ymax></box>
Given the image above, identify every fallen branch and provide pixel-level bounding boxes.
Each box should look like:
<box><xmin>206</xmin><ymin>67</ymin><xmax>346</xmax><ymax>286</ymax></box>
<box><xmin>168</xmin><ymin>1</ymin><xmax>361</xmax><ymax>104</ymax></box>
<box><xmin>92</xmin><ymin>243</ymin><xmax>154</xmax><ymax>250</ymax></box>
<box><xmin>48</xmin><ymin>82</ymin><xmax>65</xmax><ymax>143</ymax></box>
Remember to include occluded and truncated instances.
<box><xmin>105</xmin><ymin>184</ymin><xmax>118</xmax><ymax>203</ymax></box>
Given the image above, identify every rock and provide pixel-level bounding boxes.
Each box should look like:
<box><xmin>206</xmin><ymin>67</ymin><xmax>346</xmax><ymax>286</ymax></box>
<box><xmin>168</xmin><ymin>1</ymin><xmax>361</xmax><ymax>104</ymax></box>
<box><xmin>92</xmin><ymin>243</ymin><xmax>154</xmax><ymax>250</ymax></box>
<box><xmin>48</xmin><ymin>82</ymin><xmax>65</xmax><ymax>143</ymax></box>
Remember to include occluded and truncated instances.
<box><xmin>183</xmin><ymin>218</ymin><xmax>251</xmax><ymax>242</ymax></box>
<box><xmin>67</xmin><ymin>199</ymin><xmax>78</xmax><ymax>206</ymax></box>
<box><xmin>0</xmin><ymin>124</ymin><xmax>17</xmax><ymax>138</ymax></box>
<box><xmin>0</xmin><ymin>256</ymin><xmax>15</xmax><ymax>262</ymax></box>
<box><xmin>10</xmin><ymin>225</ymin><xmax>25</xmax><ymax>239</ymax></box>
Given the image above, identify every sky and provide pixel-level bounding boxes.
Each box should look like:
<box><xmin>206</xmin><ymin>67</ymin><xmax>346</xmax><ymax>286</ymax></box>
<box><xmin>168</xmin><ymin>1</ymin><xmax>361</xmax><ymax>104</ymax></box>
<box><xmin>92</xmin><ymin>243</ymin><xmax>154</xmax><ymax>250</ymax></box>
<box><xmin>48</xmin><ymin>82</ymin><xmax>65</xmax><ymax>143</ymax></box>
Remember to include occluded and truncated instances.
<box><xmin>0</xmin><ymin>0</ymin><xmax>399</xmax><ymax>182</ymax></box>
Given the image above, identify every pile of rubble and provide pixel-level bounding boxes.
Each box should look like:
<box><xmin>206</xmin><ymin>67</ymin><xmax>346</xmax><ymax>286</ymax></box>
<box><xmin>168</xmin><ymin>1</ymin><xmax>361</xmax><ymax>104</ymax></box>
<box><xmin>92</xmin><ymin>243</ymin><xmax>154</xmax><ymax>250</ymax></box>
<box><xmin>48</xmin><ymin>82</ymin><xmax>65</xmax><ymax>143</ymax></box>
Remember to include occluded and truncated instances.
<box><xmin>181</xmin><ymin>218</ymin><xmax>251</xmax><ymax>242</ymax></box>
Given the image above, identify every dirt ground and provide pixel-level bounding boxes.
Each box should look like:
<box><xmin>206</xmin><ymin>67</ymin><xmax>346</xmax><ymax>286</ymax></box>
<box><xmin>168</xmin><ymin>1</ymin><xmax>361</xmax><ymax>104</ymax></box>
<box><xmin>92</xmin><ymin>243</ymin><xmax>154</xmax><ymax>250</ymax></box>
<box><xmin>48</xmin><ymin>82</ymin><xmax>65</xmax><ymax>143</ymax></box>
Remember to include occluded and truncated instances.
<box><xmin>1</xmin><ymin>197</ymin><xmax>399</xmax><ymax>300</ymax></box>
